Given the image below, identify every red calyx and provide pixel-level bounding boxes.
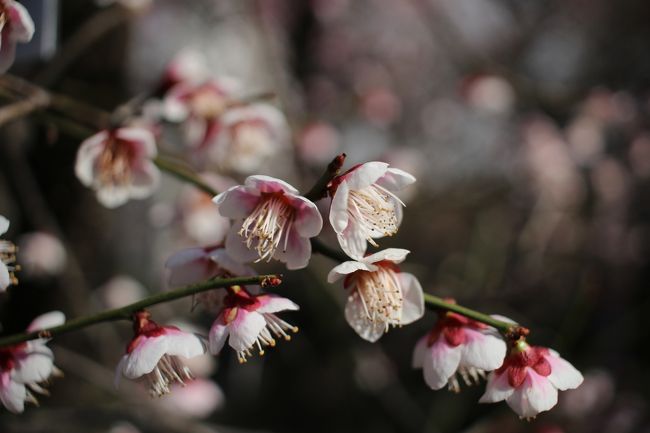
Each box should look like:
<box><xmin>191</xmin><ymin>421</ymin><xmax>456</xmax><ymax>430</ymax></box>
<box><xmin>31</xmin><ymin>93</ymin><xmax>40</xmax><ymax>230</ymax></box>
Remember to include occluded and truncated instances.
<box><xmin>426</xmin><ymin>312</ymin><xmax>487</xmax><ymax>347</ymax></box>
<box><xmin>496</xmin><ymin>346</ymin><xmax>552</xmax><ymax>388</ymax></box>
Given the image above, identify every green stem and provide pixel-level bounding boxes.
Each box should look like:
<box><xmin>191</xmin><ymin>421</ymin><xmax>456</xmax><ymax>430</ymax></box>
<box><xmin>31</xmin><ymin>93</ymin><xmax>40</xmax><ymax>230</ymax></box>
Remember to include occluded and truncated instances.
<box><xmin>153</xmin><ymin>156</ymin><xmax>218</xmax><ymax>196</ymax></box>
<box><xmin>0</xmin><ymin>274</ymin><xmax>279</xmax><ymax>348</ymax></box>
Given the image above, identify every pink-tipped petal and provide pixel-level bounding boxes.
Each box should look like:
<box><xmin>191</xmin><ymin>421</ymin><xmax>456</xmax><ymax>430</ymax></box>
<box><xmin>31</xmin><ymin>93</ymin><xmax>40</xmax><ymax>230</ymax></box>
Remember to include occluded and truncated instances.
<box><xmin>0</xmin><ymin>374</ymin><xmax>26</xmax><ymax>414</ymax></box>
<box><xmin>398</xmin><ymin>272</ymin><xmax>425</xmax><ymax>325</ymax></box>
<box><xmin>344</xmin><ymin>292</ymin><xmax>385</xmax><ymax>342</ymax></box>
<box><xmin>422</xmin><ymin>340</ymin><xmax>462</xmax><ymax>390</ymax></box>
<box><xmin>214</xmin><ymin>186</ymin><xmax>260</xmax><ymax>219</ymax></box>
<box><xmin>227</xmin><ymin>310</ymin><xmax>267</xmax><ymax>352</ymax></box>
<box><xmin>461</xmin><ymin>329</ymin><xmax>506</xmax><ymax>371</ymax></box>
<box><xmin>329</xmin><ymin>180</ymin><xmax>350</xmax><ymax>233</ymax></box>
<box><xmin>116</xmin><ymin>128</ymin><xmax>157</xmax><ymax>157</ymax></box>
<box><xmin>327</xmin><ymin>260</ymin><xmax>376</xmax><ymax>283</ymax></box>
<box><xmin>208</xmin><ymin>319</ymin><xmax>229</xmax><ymax>355</ymax></box>
<box><xmin>291</xmin><ymin>196</ymin><xmax>323</xmax><ymax>238</ymax></box>
<box><xmin>256</xmin><ymin>295</ymin><xmax>299</xmax><ymax>314</ymax></box>
<box><xmin>479</xmin><ymin>371</ymin><xmax>514</xmax><ymax>403</ymax></box>
<box><xmin>506</xmin><ymin>372</ymin><xmax>558</xmax><ymax>418</ymax></box>
<box><xmin>244</xmin><ymin>175</ymin><xmax>299</xmax><ymax>195</ymax></box>
<box><xmin>345</xmin><ymin>162</ymin><xmax>389</xmax><ymax>190</ymax></box>
<box><xmin>376</xmin><ymin>167</ymin><xmax>416</xmax><ymax>192</ymax></box>
<box><xmin>7</xmin><ymin>3</ymin><xmax>35</xmax><ymax>42</ymax></box>
<box><xmin>363</xmin><ymin>248</ymin><xmax>410</xmax><ymax>265</ymax></box>
<box><xmin>123</xmin><ymin>336</ymin><xmax>169</xmax><ymax>378</ymax></box>
<box><xmin>546</xmin><ymin>353</ymin><xmax>584</xmax><ymax>391</ymax></box>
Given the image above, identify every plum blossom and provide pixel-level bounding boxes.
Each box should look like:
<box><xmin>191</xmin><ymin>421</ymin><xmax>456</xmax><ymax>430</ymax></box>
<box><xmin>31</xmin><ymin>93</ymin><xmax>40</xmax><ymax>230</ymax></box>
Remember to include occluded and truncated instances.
<box><xmin>215</xmin><ymin>175</ymin><xmax>323</xmax><ymax>270</ymax></box>
<box><xmin>75</xmin><ymin>127</ymin><xmax>160</xmax><ymax>208</ymax></box>
<box><xmin>115</xmin><ymin>311</ymin><xmax>206</xmax><ymax>397</ymax></box>
<box><xmin>479</xmin><ymin>339</ymin><xmax>584</xmax><ymax>419</ymax></box>
<box><xmin>0</xmin><ymin>215</ymin><xmax>18</xmax><ymax>291</ymax></box>
<box><xmin>210</xmin><ymin>103</ymin><xmax>290</xmax><ymax>174</ymax></box>
<box><xmin>17</xmin><ymin>232</ymin><xmax>67</xmax><ymax>278</ymax></box>
<box><xmin>412</xmin><ymin>310</ymin><xmax>506</xmax><ymax>392</ymax></box>
<box><xmin>327</xmin><ymin>248</ymin><xmax>424</xmax><ymax>342</ymax></box>
<box><xmin>156</xmin><ymin>378</ymin><xmax>224</xmax><ymax>418</ymax></box>
<box><xmin>329</xmin><ymin>161</ymin><xmax>415</xmax><ymax>260</ymax></box>
<box><xmin>163</xmin><ymin>77</ymin><xmax>239</xmax><ymax>152</ymax></box>
<box><xmin>208</xmin><ymin>286</ymin><xmax>299</xmax><ymax>363</ymax></box>
<box><xmin>0</xmin><ymin>0</ymin><xmax>34</xmax><ymax>73</ymax></box>
<box><xmin>0</xmin><ymin>311</ymin><xmax>65</xmax><ymax>413</ymax></box>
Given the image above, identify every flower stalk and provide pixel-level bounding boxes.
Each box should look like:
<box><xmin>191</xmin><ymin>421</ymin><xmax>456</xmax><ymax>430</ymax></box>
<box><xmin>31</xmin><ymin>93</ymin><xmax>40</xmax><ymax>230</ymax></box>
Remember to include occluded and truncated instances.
<box><xmin>0</xmin><ymin>274</ymin><xmax>281</xmax><ymax>348</ymax></box>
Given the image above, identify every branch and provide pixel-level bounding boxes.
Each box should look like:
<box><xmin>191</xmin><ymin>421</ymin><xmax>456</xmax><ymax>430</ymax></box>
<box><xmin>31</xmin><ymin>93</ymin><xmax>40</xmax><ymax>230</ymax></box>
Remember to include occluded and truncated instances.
<box><xmin>0</xmin><ymin>274</ymin><xmax>280</xmax><ymax>348</ymax></box>
<box><xmin>304</xmin><ymin>153</ymin><xmax>346</xmax><ymax>202</ymax></box>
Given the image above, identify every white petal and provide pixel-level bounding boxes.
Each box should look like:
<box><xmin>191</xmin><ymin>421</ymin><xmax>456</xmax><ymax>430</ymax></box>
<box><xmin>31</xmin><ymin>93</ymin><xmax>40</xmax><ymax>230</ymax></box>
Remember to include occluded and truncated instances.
<box><xmin>329</xmin><ymin>180</ymin><xmax>350</xmax><ymax>234</ymax></box>
<box><xmin>256</xmin><ymin>295</ymin><xmax>299</xmax><ymax>313</ymax></box>
<box><xmin>163</xmin><ymin>330</ymin><xmax>206</xmax><ymax>359</ymax></box>
<box><xmin>27</xmin><ymin>311</ymin><xmax>65</xmax><ymax>332</ymax></box>
<box><xmin>227</xmin><ymin>310</ymin><xmax>267</xmax><ymax>352</ymax></box>
<box><xmin>244</xmin><ymin>175</ymin><xmax>299</xmax><ymax>195</ymax></box>
<box><xmin>412</xmin><ymin>336</ymin><xmax>427</xmax><ymax>369</ymax></box>
<box><xmin>422</xmin><ymin>340</ymin><xmax>462</xmax><ymax>390</ymax></box>
<box><xmin>0</xmin><ymin>215</ymin><xmax>9</xmax><ymax>235</ymax></box>
<box><xmin>123</xmin><ymin>336</ymin><xmax>169</xmax><ymax>378</ymax></box>
<box><xmin>129</xmin><ymin>163</ymin><xmax>160</xmax><ymax>199</ymax></box>
<box><xmin>363</xmin><ymin>248</ymin><xmax>410</xmax><ymax>265</ymax></box>
<box><xmin>376</xmin><ymin>167</ymin><xmax>416</xmax><ymax>191</ymax></box>
<box><xmin>546</xmin><ymin>352</ymin><xmax>584</xmax><ymax>390</ymax></box>
<box><xmin>12</xmin><ymin>346</ymin><xmax>54</xmax><ymax>383</ymax></box>
<box><xmin>0</xmin><ymin>263</ymin><xmax>10</xmax><ymax>291</ymax></box>
<box><xmin>96</xmin><ymin>185</ymin><xmax>131</xmax><ymax>209</ymax></box>
<box><xmin>461</xmin><ymin>329</ymin><xmax>506</xmax><ymax>371</ymax></box>
<box><xmin>213</xmin><ymin>186</ymin><xmax>260</xmax><ymax>219</ymax></box>
<box><xmin>7</xmin><ymin>3</ymin><xmax>35</xmax><ymax>42</ymax></box>
<box><xmin>208</xmin><ymin>318</ymin><xmax>229</xmax><ymax>355</ymax></box>
<box><xmin>0</xmin><ymin>375</ymin><xmax>26</xmax><ymax>414</ymax></box>
<box><xmin>274</xmin><ymin>231</ymin><xmax>312</xmax><ymax>270</ymax></box>
<box><xmin>165</xmin><ymin>247</ymin><xmax>207</xmax><ymax>269</ymax></box>
<box><xmin>115</xmin><ymin>127</ymin><xmax>157</xmax><ymax>157</ymax></box>
<box><xmin>479</xmin><ymin>371</ymin><xmax>514</xmax><ymax>403</ymax></box>
<box><xmin>344</xmin><ymin>292</ymin><xmax>385</xmax><ymax>342</ymax></box>
<box><xmin>506</xmin><ymin>371</ymin><xmax>558</xmax><ymax>418</ymax></box>
<box><xmin>224</xmin><ymin>225</ymin><xmax>258</xmax><ymax>263</ymax></box>
<box><xmin>327</xmin><ymin>260</ymin><xmax>376</xmax><ymax>283</ymax></box>
<box><xmin>345</xmin><ymin>162</ymin><xmax>389</xmax><ymax>190</ymax></box>
<box><xmin>398</xmin><ymin>272</ymin><xmax>425</xmax><ymax>325</ymax></box>
<box><xmin>337</xmin><ymin>221</ymin><xmax>368</xmax><ymax>261</ymax></box>
<box><xmin>291</xmin><ymin>195</ymin><xmax>323</xmax><ymax>238</ymax></box>
<box><xmin>74</xmin><ymin>131</ymin><xmax>108</xmax><ymax>186</ymax></box>
<box><xmin>208</xmin><ymin>248</ymin><xmax>255</xmax><ymax>277</ymax></box>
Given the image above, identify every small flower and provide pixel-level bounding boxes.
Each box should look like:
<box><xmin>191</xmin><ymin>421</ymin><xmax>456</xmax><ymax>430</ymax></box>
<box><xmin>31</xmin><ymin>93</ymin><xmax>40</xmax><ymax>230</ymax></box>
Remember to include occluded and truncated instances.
<box><xmin>412</xmin><ymin>310</ymin><xmax>506</xmax><ymax>392</ymax></box>
<box><xmin>215</xmin><ymin>175</ymin><xmax>323</xmax><ymax>270</ymax></box>
<box><xmin>163</xmin><ymin>78</ymin><xmax>239</xmax><ymax>152</ymax></box>
<box><xmin>0</xmin><ymin>215</ymin><xmax>19</xmax><ymax>292</ymax></box>
<box><xmin>0</xmin><ymin>0</ymin><xmax>34</xmax><ymax>73</ymax></box>
<box><xmin>208</xmin><ymin>286</ymin><xmax>299</xmax><ymax>363</ymax></box>
<box><xmin>17</xmin><ymin>232</ymin><xmax>66</xmax><ymax>278</ymax></box>
<box><xmin>115</xmin><ymin>311</ymin><xmax>206</xmax><ymax>397</ymax></box>
<box><xmin>156</xmin><ymin>378</ymin><xmax>224</xmax><ymax>418</ymax></box>
<box><xmin>210</xmin><ymin>103</ymin><xmax>289</xmax><ymax>174</ymax></box>
<box><xmin>479</xmin><ymin>339</ymin><xmax>584</xmax><ymax>419</ymax></box>
<box><xmin>327</xmin><ymin>248</ymin><xmax>424</xmax><ymax>342</ymax></box>
<box><xmin>0</xmin><ymin>311</ymin><xmax>65</xmax><ymax>413</ymax></box>
<box><xmin>329</xmin><ymin>162</ymin><xmax>415</xmax><ymax>260</ymax></box>
<box><xmin>75</xmin><ymin>127</ymin><xmax>160</xmax><ymax>208</ymax></box>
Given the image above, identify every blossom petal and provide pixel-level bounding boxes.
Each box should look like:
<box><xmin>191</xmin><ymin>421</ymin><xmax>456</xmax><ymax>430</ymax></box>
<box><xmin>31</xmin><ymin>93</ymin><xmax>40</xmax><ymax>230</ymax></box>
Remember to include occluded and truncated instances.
<box><xmin>116</xmin><ymin>127</ymin><xmax>157</xmax><ymax>158</ymax></box>
<box><xmin>329</xmin><ymin>180</ymin><xmax>350</xmax><ymax>234</ymax></box>
<box><xmin>129</xmin><ymin>163</ymin><xmax>161</xmax><ymax>199</ymax></box>
<box><xmin>27</xmin><ymin>311</ymin><xmax>65</xmax><ymax>332</ymax></box>
<box><xmin>123</xmin><ymin>336</ymin><xmax>169</xmax><ymax>378</ymax></box>
<box><xmin>344</xmin><ymin>292</ymin><xmax>385</xmax><ymax>342</ymax></box>
<box><xmin>363</xmin><ymin>248</ymin><xmax>410</xmax><ymax>265</ymax></box>
<box><xmin>376</xmin><ymin>167</ymin><xmax>416</xmax><ymax>192</ymax></box>
<box><xmin>345</xmin><ymin>162</ymin><xmax>389</xmax><ymax>190</ymax></box>
<box><xmin>337</xmin><ymin>221</ymin><xmax>368</xmax><ymax>260</ymax></box>
<box><xmin>224</xmin><ymin>225</ymin><xmax>259</xmax><ymax>263</ymax></box>
<box><xmin>398</xmin><ymin>272</ymin><xmax>425</xmax><ymax>325</ymax></box>
<box><xmin>208</xmin><ymin>248</ymin><xmax>255</xmax><ymax>276</ymax></box>
<box><xmin>256</xmin><ymin>295</ymin><xmax>299</xmax><ymax>313</ymax></box>
<box><xmin>0</xmin><ymin>263</ymin><xmax>10</xmax><ymax>291</ymax></box>
<box><xmin>546</xmin><ymin>352</ymin><xmax>584</xmax><ymax>391</ymax></box>
<box><xmin>7</xmin><ymin>3</ymin><xmax>35</xmax><ymax>42</ymax></box>
<box><xmin>0</xmin><ymin>374</ymin><xmax>26</xmax><ymax>414</ymax></box>
<box><xmin>461</xmin><ymin>329</ymin><xmax>506</xmax><ymax>371</ymax></box>
<box><xmin>479</xmin><ymin>371</ymin><xmax>514</xmax><ymax>403</ymax></box>
<box><xmin>162</xmin><ymin>330</ymin><xmax>206</xmax><ymax>359</ymax></box>
<box><xmin>0</xmin><ymin>215</ymin><xmax>9</xmax><ymax>235</ymax></box>
<box><xmin>506</xmin><ymin>371</ymin><xmax>558</xmax><ymax>418</ymax></box>
<box><xmin>74</xmin><ymin>131</ymin><xmax>109</xmax><ymax>186</ymax></box>
<box><xmin>12</xmin><ymin>345</ymin><xmax>55</xmax><ymax>383</ymax></box>
<box><xmin>96</xmin><ymin>185</ymin><xmax>131</xmax><ymax>209</ymax></box>
<box><xmin>422</xmin><ymin>340</ymin><xmax>462</xmax><ymax>390</ymax></box>
<box><xmin>227</xmin><ymin>309</ymin><xmax>267</xmax><ymax>352</ymax></box>
<box><xmin>244</xmin><ymin>175</ymin><xmax>299</xmax><ymax>195</ymax></box>
<box><xmin>327</xmin><ymin>260</ymin><xmax>376</xmax><ymax>283</ymax></box>
<box><xmin>208</xmin><ymin>318</ymin><xmax>229</xmax><ymax>355</ymax></box>
<box><xmin>291</xmin><ymin>195</ymin><xmax>323</xmax><ymax>238</ymax></box>
<box><xmin>213</xmin><ymin>186</ymin><xmax>259</xmax><ymax>219</ymax></box>
<box><xmin>412</xmin><ymin>336</ymin><xmax>427</xmax><ymax>369</ymax></box>
<box><xmin>274</xmin><ymin>231</ymin><xmax>312</xmax><ymax>270</ymax></box>
<box><xmin>0</xmin><ymin>33</ymin><xmax>17</xmax><ymax>74</ymax></box>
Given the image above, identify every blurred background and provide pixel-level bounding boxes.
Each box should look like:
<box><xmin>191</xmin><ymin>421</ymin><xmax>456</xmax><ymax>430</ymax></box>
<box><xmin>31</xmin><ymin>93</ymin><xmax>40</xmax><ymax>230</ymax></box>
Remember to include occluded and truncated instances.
<box><xmin>2</xmin><ymin>0</ymin><xmax>650</xmax><ymax>432</ymax></box>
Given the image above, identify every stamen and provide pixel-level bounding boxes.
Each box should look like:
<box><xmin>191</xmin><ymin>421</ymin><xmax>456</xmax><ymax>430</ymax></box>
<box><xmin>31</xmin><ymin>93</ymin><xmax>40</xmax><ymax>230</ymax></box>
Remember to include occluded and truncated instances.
<box><xmin>238</xmin><ymin>195</ymin><xmax>295</xmax><ymax>262</ymax></box>
<box><xmin>354</xmin><ymin>267</ymin><xmax>403</xmax><ymax>328</ymax></box>
<box><xmin>144</xmin><ymin>355</ymin><xmax>194</xmax><ymax>397</ymax></box>
<box><xmin>347</xmin><ymin>183</ymin><xmax>403</xmax><ymax>244</ymax></box>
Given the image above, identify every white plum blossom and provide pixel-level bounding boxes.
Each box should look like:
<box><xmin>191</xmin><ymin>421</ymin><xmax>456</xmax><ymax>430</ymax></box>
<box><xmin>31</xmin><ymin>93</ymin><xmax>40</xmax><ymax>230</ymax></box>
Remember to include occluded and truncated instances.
<box><xmin>412</xmin><ymin>310</ymin><xmax>506</xmax><ymax>392</ymax></box>
<box><xmin>156</xmin><ymin>378</ymin><xmax>224</xmax><ymax>418</ymax></box>
<box><xmin>17</xmin><ymin>232</ymin><xmax>67</xmax><ymax>278</ymax></box>
<box><xmin>0</xmin><ymin>0</ymin><xmax>34</xmax><ymax>73</ymax></box>
<box><xmin>115</xmin><ymin>311</ymin><xmax>206</xmax><ymax>397</ymax></box>
<box><xmin>479</xmin><ymin>339</ymin><xmax>584</xmax><ymax>419</ymax></box>
<box><xmin>327</xmin><ymin>248</ymin><xmax>424</xmax><ymax>342</ymax></box>
<box><xmin>210</xmin><ymin>103</ymin><xmax>290</xmax><ymax>174</ymax></box>
<box><xmin>0</xmin><ymin>311</ymin><xmax>65</xmax><ymax>413</ymax></box>
<box><xmin>215</xmin><ymin>175</ymin><xmax>323</xmax><ymax>270</ymax></box>
<box><xmin>0</xmin><ymin>215</ymin><xmax>18</xmax><ymax>291</ymax></box>
<box><xmin>75</xmin><ymin>127</ymin><xmax>160</xmax><ymax>208</ymax></box>
<box><xmin>208</xmin><ymin>286</ymin><xmax>299</xmax><ymax>363</ymax></box>
<box><xmin>162</xmin><ymin>49</ymin><xmax>210</xmax><ymax>89</ymax></box>
<box><xmin>329</xmin><ymin>161</ymin><xmax>415</xmax><ymax>260</ymax></box>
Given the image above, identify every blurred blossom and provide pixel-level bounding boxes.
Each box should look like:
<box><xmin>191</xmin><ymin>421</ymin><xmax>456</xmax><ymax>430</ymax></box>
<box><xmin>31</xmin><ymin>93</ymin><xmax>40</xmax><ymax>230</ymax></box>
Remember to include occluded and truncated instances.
<box><xmin>561</xmin><ymin>369</ymin><xmax>615</xmax><ymax>418</ymax></box>
<box><xmin>566</xmin><ymin>115</ymin><xmax>605</xmax><ymax>167</ymax></box>
<box><xmin>580</xmin><ymin>88</ymin><xmax>636</xmax><ymax>125</ymax></box>
<box><xmin>178</xmin><ymin>173</ymin><xmax>234</xmax><ymax>246</ymax></box>
<box><xmin>629</xmin><ymin>134</ymin><xmax>650</xmax><ymax>179</ymax></box>
<box><xmin>156</xmin><ymin>379</ymin><xmax>224</xmax><ymax>418</ymax></box>
<box><xmin>359</xmin><ymin>87</ymin><xmax>402</xmax><ymax>127</ymax></box>
<box><xmin>591</xmin><ymin>158</ymin><xmax>629</xmax><ymax>208</ymax></box>
<box><xmin>97</xmin><ymin>275</ymin><xmax>147</xmax><ymax>309</ymax></box>
<box><xmin>95</xmin><ymin>0</ymin><xmax>152</xmax><ymax>13</ymax></box>
<box><xmin>297</xmin><ymin>121</ymin><xmax>340</xmax><ymax>166</ymax></box>
<box><xmin>163</xmin><ymin>48</ymin><xmax>210</xmax><ymax>89</ymax></box>
<box><xmin>17</xmin><ymin>232</ymin><xmax>67</xmax><ymax>278</ymax></box>
<box><xmin>463</xmin><ymin>75</ymin><xmax>515</xmax><ymax>115</ymax></box>
<box><xmin>0</xmin><ymin>0</ymin><xmax>34</xmax><ymax>73</ymax></box>
<box><xmin>0</xmin><ymin>215</ymin><xmax>18</xmax><ymax>291</ymax></box>
<box><xmin>108</xmin><ymin>421</ymin><xmax>142</xmax><ymax>433</ymax></box>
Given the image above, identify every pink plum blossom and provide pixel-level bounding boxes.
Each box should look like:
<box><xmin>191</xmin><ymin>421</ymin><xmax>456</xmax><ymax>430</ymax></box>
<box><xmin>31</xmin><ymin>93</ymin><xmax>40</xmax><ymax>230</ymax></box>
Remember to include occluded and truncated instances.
<box><xmin>412</xmin><ymin>310</ymin><xmax>506</xmax><ymax>392</ymax></box>
<box><xmin>0</xmin><ymin>0</ymin><xmax>34</xmax><ymax>73</ymax></box>
<box><xmin>115</xmin><ymin>311</ymin><xmax>206</xmax><ymax>397</ymax></box>
<box><xmin>0</xmin><ymin>215</ymin><xmax>18</xmax><ymax>291</ymax></box>
<box><xmin>329</xmin><ymin>162</ymin><xmax>415</xmax><ymax>260</ymax></box>
<box><xmin>17</xmin><ymin>232</ymin><xmax>67</xmax><ymax>278</ymax></box>
<box><xmin>156</xmin><ymin>378</ymin><xmax>224</xmax><ymax>418</ymax></box>
<box><xmin>75</xmin><ymin>127</ymin><xmax>160</xmax><ymax>208</ymax></box>
<box><xmin>208</xmin><ymin>286</ymin><xmax>299</xmax><ymax>363</ymax></box>
<box><xmin>327</xmin><ymin>248</ymin><xmax>424</xmax><ymax>342</ymax></box>
<box><xmin>161</xmin><ymin>49</ymin><xmax>210</xmax><ymax>93</ymax></box>
<box><xmin>480</xmin><ymin>339</ymin><xmax>584</xmax><ymax>419</ymax></box>
<box><xmin>210</xmin><ymin>103</ymin><xmax>289</xmax><ymax>174</ymax></box>
<box><xmin>0</xmin><ymin>311</ymin><xmax>65</xmax><ymax>413</ymax></box>
<box><xmin>163</xmin><ymin>77</ymin><xmax>239</xmax><ymax>152</ymax></box>
<box><xmin>215</xmin><ymin>175</ymin><xmax>323</xmax><ymax>270</ymax></box>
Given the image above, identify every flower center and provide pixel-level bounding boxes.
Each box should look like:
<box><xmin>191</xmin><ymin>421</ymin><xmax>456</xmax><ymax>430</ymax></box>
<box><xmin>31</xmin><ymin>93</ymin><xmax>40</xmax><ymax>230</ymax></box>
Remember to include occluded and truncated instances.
<box><xmin>144</xmin><ymin>354</ymin><xmax>194</xmax><ymax>397</ymax></box>
<box><xmin>354</xmin><ymin>266</ymin><xmax>403</xmax><ymax>329</ymax></box>
<box><xmin>447</xmin><ymin>366</ymin><xmax>486</xmax><ymax>393</ymax></box>
<box><xmin>1</xmin><ymin>239</ymin><xmax>19</xmax><ymax>286</ymax></box>
<box><xmin>347</xmin><ymin>183</ymin><xmax>403</xmax><ymax>246</ymax></box>
<box><xmin>235</xmin><ymin>313</ymin><xmax>298</xmax><ymax>364</ymax></box>
<box><xmin>238</xmin><ymin>193</ymin><xmax>295</xmax><ymax>262</ymax></box>
<box><xmin>191</xmin><ymin>90</ymin><xmax>227</xmax><ymax>119</ymax></box>
<box><xmin>98</xmin><ymin>138</ymin><xmax>135</xmax><ymax>188</ymax></box>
